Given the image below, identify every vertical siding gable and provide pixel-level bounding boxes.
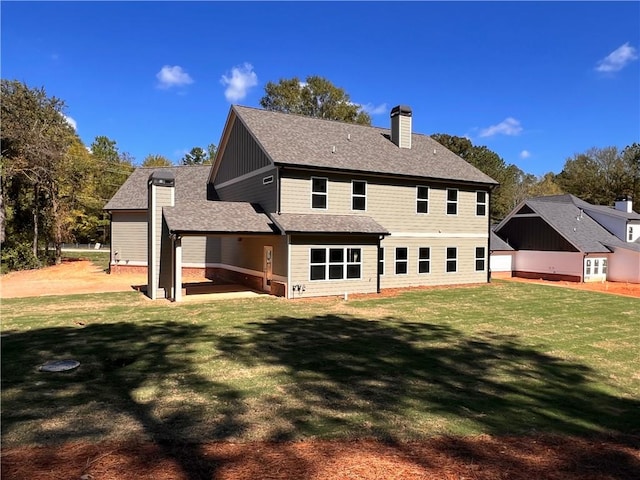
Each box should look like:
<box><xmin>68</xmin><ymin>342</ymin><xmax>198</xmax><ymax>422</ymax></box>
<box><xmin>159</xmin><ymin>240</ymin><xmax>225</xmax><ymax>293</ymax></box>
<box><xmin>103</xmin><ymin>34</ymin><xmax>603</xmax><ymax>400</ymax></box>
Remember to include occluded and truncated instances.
<box><xmin>214</xmin><ymin>120</ymin><xmax>273</xmax><ymax>185</ymax></box>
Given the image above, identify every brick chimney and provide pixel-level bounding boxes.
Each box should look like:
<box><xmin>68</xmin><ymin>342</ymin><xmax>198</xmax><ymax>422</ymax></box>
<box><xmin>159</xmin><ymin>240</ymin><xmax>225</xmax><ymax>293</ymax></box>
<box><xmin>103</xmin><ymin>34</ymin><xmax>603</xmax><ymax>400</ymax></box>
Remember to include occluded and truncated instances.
<box><xmin>614</xmin><ymin>195</ymin><xmax>633</xmax><ymax>213</ymax></box>
<box><xmin>390</xmin><ymin>105</ymin><xmax>412</xmax><ymax>149</ymax></box>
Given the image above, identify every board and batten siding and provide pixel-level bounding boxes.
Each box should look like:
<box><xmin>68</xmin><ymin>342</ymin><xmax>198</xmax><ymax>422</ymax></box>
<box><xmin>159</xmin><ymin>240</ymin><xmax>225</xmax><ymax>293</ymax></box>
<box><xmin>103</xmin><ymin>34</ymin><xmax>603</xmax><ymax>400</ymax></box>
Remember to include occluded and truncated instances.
<box><xmin>214</xmin><ymin>120</ymin><xmax>272</xmax><ymax>184</ymax></box>
<box><xmin>280</xmin><ymin>172</ymin><xmax>490</xmax><ymax>235</ymax></box>
<box><xmin>215</xmin><ymin>166</ymin><xmax>278</xmax><ymax>213</ymax></box>
<box><xmin>379</xmin><ymin>237</ymin><xmax>488</xmax><ymax>289</ymax></box>
<box><xmin>289</xmin><ymin>236</ymin><xmax>379</xmax><ymax>298</ymax></box>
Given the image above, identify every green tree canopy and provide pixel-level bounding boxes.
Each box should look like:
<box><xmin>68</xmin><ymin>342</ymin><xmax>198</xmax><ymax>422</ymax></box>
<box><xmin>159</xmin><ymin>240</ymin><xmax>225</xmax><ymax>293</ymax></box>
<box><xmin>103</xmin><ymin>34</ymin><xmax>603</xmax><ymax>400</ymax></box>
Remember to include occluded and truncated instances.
<box><xmin>142</xmin><ymin>154</ymin><xmax>172</xmax><ymax>167</ymax></box>
<box><xmin>181</xmin><ymin>144</ymin><xmax>216</xmax><ymax>165</ymax></box>
<box><xmin>260</xmin><ymin>76</ymin><xmax>371</xmax><ymax>125</ymax></box>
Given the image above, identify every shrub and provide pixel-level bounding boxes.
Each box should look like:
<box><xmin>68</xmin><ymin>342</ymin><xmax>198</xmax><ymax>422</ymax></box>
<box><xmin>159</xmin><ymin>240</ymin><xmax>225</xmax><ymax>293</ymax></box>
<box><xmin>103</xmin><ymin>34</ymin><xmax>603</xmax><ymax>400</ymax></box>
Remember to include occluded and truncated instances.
<box><xmin>1</xmin><ymin>242</ymin><xmax>41</xmax><ymax>272</ymax></box>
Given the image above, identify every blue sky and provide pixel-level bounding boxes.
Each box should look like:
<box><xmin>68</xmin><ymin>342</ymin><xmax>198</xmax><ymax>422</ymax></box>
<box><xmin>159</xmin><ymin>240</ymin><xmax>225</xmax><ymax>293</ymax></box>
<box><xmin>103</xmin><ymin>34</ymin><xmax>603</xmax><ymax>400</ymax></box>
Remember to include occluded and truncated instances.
<box><xmin>2</xmin><ymin>1</ymin><xmax>639</xmax><ymax>177</ymax></box>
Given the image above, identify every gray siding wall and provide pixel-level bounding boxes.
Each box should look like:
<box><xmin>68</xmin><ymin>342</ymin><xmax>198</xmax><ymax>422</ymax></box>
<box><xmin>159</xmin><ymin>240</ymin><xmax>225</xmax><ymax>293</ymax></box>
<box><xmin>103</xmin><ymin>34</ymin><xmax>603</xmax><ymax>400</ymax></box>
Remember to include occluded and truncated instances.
<box><xmin>379</xmin><ymin>237</ymin><xmax>488</xmax><ymax>288</ymax></box>
<box><xmin>220</xmin><ymin>235</ymin><xmax>287</xmax><ymax>277</ymax></box>
<box><xmin>289</xmin><ymin>235</ymin><xmax>379</xmax><ymax>298</ymax></box>
<box><xmin>111</xmin><ymin>211</ymin><xmax>148</xmax><ymax>264</ymax></box>
<box><xmin>280</xmin><ymin>171</ymin><xmax>490</xmax><ymax>235</ymax></box>
<box><xmin>182</xmin><ymin>237</ymin><xmax>221</xmax><ymax>265</ymax></box>
<box><xmin>216</xmin><ymin>166</ymin><xmax>278</xmax><ymax>213</ymax></box>
<box><xmin>214</xmin><ymin>120</ymin><xmax>272</xmax><ymax>184</ymax></box>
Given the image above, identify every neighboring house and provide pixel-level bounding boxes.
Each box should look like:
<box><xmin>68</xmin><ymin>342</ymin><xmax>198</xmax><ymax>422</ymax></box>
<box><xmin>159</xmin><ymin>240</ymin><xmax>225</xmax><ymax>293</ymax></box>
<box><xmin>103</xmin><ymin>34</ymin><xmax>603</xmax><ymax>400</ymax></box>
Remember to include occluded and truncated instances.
<box><xmin>489</xmin><ymin>229</ymin><xmax>514</xmax><ymax>276</ymax></box>
<box><xmin>105</xmin><ymin>105</ymin><xmax>498</xmax><ymax>300</ymax></box>
<box><xmin>493</xmin><ymin>194</ymin><xmax>640</xmax><ymax>283</ymax></box>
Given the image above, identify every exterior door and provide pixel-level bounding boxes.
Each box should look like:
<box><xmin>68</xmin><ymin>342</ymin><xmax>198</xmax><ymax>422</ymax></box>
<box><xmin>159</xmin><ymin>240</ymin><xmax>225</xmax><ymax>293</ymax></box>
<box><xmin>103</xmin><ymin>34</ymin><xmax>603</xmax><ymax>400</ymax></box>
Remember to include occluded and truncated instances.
<box><xmin>263</xmin><ymin>246</ymin><xmax>273</xmax><ymax>292</ymax></box>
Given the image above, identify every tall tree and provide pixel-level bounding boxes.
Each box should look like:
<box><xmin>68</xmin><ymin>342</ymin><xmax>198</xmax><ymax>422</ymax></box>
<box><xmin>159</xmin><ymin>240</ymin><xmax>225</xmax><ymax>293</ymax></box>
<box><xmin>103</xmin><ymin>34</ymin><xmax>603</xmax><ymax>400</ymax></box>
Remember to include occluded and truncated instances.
<box><xmin>182</xmin><ymin>147</ymin><xmax>208</xmax><ymax>165</ymax></box>
<box><xmin>1</xmin><ymin>79</ymin><xmax>76</xmax><ymax>264</ymax></box>
<box><xmin>91</xmin><ymin>135</ymin><xmax>134</xmax><ymax>218</ymax></box>
<box><xmin>622</xmin><ymin>143</ymin><xmax>640</xmax><ymax>211</ymax></box>
<box><xmin>260</xmin><ymin>75</ymin><xmax>371</xmax><ymax>125</ymax></box>
<box><xmin>142</xmin><ymin>154</ymin><xmax>172</xmax><ymax>167</ymax></box>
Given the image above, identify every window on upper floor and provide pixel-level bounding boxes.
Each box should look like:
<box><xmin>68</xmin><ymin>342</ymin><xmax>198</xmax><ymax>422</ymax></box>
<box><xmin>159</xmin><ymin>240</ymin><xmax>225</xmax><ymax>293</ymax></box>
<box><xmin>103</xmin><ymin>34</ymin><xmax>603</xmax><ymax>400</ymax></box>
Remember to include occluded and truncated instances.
<box><xmin>352</xmin><ymin>180</ymin><xmax>367</xmax><ymax>211</ymax></box>
<box><xmin>446</xmin><ymin>247</ymin><xmax>457</xmax><ymax>272</ymax></box>
<box><xmin>447</xmin><ymin>188</ymin><xmax>458</xmax><ymax>215</ymax></box>
<box><xmin>311</xmin><ymin>177</ymin><xmax>328</xmax><ymax>209</ymax></box>
<box><xmin>475</xmin><ymin>247</ymin><xmax>486</xmax><ymax>271</ymax></box>
<box><xmin>417</xmin><ymin>186</ymin><xmax>429</xmax><ymax>214</ymax></box>
<box><xmin>418</xmin><ymin>247</ymin><xmax>430</xmax><ymax>274</ymax></box>
<box><xmin>310</xmin><ymin>247</ymin><xmax>362</xmax><ymax>281</ymax></box>
<box><xmin>395</xmin><ymin>247</ymin><xmax>408</xmax><ymax>275</ymax></box>
<box><xmin>476</xmin><ymin>191</ymin><xmax>487</xmax><ymax>216</ymax></box>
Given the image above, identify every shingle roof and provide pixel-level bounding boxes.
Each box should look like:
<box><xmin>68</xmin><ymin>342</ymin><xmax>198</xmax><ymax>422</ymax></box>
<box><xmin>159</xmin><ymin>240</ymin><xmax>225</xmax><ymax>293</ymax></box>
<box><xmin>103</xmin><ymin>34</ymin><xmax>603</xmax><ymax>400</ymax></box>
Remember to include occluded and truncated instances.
<box><xmin>163</xmin><ymin>201</ymin><xmax>277</xmax><ymax>234</ymax></box>
<box><xmin>232</xmin><ymin>106</ymin><xmax>498</xmax><ymax>186</ymax></box>
<box><xmin>512</xmin><ymin>194</ymin><xmax>627</xmax><ymax>253</ymax></box>
<box><xmin>104</xmin><ymin>165</ymin><xmax>211</xmax><ymax>210</ymax></box>
<box><xmin>271</xmin><ymin>213</ymin><xmax>389</xmax><ymax>235</ymax></box>
<box><xmin>490</xmin><ymin>230</ymin><xmax>513</xmax><ymax>251</ymax></box>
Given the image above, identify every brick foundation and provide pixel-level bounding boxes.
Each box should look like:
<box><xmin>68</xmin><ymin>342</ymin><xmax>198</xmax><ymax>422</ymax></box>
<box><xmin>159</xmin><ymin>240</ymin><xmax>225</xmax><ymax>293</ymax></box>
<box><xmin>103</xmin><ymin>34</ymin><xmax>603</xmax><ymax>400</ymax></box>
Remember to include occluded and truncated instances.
<box><xmin>513</xmin><ymin>271</ymin><xmax>581</xmax><ymax>283</ymax></box>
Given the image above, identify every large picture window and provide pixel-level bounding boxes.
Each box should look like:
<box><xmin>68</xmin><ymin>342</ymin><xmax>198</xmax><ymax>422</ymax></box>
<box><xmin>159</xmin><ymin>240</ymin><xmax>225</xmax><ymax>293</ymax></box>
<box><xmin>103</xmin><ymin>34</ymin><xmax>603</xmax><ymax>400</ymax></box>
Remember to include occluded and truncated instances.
<box><xmin>311</xmin><ymin>177</ymin><xmax>328</xmax><ymax>209</ymax></box>
<box><xmin>417</xmin><ymin>186</ymin><xmax>429</xmax><ymax>214</ymax></box>
<box><xmin>352</xmin><ymin>180</ymin><xmax>367</xmax><ymax>211</ymax></box>
<box><xmin>476</xmin><ymin>191</ymin><xmax>487</xmax><ymax>216</ymax></box>
<box><xmin>447</xmin><ymin>189</ymin><xmax>458</xmax><ymax>215</ymax></box>
<box><xmin>418</xmin><ymin>247</ymin><xmax>431</xmax><ymax>274</ymax></box>
<box><xmin>446</xmin><ymin>247</ymin><xmax>457</xmax><ymax>273</ymax></box>
<box><xmin>395</xmin><ymin>247</ymin><xmax>408</xmax><ymax>275</ymax></box>
<box><xmin>310</xmin><ymin>248</ymin><xmax>361</xmax><ymax>281</ymax></box>
<box><xmin>475</xmin><ymin>247</ymin><xmax>486</xmax><ymax>271</ymax></box>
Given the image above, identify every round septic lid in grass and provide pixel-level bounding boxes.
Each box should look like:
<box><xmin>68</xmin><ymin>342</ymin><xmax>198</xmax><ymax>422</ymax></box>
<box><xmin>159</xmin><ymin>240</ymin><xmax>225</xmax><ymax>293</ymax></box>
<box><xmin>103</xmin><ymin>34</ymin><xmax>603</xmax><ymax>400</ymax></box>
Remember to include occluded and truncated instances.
<box><xmin>39</xmin><ymin>359</ymin><xmax>80</xmax><ymax>372</ymax></box>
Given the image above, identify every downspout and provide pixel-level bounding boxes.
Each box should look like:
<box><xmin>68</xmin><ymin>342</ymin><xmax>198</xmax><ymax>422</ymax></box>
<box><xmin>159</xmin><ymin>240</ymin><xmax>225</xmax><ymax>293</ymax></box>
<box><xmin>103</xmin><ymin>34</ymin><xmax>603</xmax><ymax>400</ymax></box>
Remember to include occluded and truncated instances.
<box><xmin>377</xmin><ymin>235</ymin><xmax>382</xmax><ymax>294</ymax></box>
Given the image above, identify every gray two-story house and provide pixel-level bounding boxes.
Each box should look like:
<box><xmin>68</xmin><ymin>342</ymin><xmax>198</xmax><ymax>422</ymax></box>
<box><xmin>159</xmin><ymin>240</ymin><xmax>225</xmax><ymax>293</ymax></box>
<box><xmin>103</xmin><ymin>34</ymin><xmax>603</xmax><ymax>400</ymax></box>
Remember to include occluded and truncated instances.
<box><xmin>105</xmin><ymin>105</ymin><xmax>498</xmax><ymax>300</ymax></box>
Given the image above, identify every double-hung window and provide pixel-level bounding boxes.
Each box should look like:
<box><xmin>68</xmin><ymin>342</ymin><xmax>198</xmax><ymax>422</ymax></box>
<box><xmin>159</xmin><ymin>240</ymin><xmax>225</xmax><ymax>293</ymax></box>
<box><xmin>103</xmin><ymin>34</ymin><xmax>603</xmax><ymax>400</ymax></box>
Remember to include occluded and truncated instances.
<box><xmin>446</xmin><ymin>247</ymin><xmax>457</xmax><ymax>273</ymax></box>
<box><xmin>446</xmin><ymin>189</ymin><xmax>458</xmax><ymax>215</ymax></box>
<box><xmin>311</xmin><ymin>177</ymin><xmax>328</xmax><ymax>209</ymax></box>
<box><xmin>417</xmin><ymin>186</ymin><xmax>429</xmax><ymax>214</ymax></box>
<box><xmin>418</xmin><ymin>247</ymin><xmax>431</xmax><ymax>274</ymax></box>
<box><xmin>352</xmin><ymin>180</ymin><xmax>367</xmax><ymax>211</ymax></box>
<box><xmin>395</xmin><ymin>247</ymin><xmax>408</xmax><ymax>275</ymax></box>
<box><xmin>476</xmin><ymin>191</ymin><xmax>487</xmax><ymax>216</ymax></box>
<box><xmin>475</xmin><ymin>247</ymin><xmax>486</xmax><ymax>271</ymax></box>
<box><xmin>310</xmin><ymin>248</ymin><xmax>361</xmax><ymax>280</ymax></box>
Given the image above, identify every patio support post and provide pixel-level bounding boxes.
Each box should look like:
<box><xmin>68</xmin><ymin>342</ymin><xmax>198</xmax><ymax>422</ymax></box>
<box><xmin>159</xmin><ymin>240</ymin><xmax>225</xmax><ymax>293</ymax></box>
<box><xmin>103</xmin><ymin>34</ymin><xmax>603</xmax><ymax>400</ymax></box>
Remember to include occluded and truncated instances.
<box><xmin>174</xmin><ymin>235</ymin><xmax>182</xmax><ymax>302</ymax></box>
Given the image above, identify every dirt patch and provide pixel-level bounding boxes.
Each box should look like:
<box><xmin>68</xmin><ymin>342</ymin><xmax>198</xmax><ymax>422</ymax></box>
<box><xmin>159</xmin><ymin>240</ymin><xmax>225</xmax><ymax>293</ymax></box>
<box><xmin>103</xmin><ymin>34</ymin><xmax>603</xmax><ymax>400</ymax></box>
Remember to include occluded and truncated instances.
<box><xmin>494</xmin><ymin>273</ymin><xmax>640</xmax><ymax>298</ymax></box>
<box><xmin>2</xmin><ymin>435</ymin><xmax>638</xmax><ymax>480</ymax></box>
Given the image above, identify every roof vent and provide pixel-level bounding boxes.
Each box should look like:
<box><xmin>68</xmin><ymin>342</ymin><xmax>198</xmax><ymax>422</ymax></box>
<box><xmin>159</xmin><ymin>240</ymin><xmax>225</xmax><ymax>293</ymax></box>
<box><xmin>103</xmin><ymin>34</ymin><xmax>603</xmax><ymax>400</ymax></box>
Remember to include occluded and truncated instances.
<box><xmin>390</xmin><ymin>105</ymin><xmax>412</xmax><ymax>149</ymax></box>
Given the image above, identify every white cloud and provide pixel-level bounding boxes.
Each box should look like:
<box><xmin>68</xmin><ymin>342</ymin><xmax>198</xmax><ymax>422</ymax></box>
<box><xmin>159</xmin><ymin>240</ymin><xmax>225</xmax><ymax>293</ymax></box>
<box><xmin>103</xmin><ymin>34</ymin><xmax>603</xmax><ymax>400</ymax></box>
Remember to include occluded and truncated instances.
<box><xmin>156</xmin><ymin>65</ymin><xmax>194</xmax><ymax>89</ymax></box>
<box><xmin>596</xmin><ymin>42</ymin><xmax>638</xmax><ymax>72</ymax></box>
<box><xmin>62</xmin><ymin>114</ymin><xmax>77</xmax><ymax>131</ymax></box>
<box><xmin>221</xmin><ymin>62</ymin><xmax>258</xmax><ymax>102</ymax></box>
<box><xmin>478</xmin><ymin>117</ymin><xmax>523</xmax><ymax>138</ymax></box>
<box><xmin>519</xmin><ymin>150</ymin><xmax>531</xmax><ymax>159</ymax></box>
<box><xmin>360</xmin><ymin>102</ymin><xmax>388</xmax><ymax>115</ymax></box>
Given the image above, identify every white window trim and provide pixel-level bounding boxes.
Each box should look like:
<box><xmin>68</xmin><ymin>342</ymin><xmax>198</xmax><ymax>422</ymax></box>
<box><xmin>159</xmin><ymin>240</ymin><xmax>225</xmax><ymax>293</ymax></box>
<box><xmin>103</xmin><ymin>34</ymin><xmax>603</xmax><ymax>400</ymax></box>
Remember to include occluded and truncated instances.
<box><xmin>418</xmin><ymin>247</ymin><xmax>431</xmax><ymax>274</ymax></box>
<box><xmin>311</xmin><ymin>176</ymin><xmax>328</xmax><ymax>210</ymax></box>
<box><xmin>395</xmin><ymin>247</ymin><xmax>409</xmax><ymax>275</ymax></box>
<box><xmin>351</xmin><ymin>180</ymin><xmax>367</xmax><ymax>212</ymax></box>
<box><xmin>446</xmin><ymin>188</ymin><xmax>458</xmax><ymax>216</ymax></box>
<box><xmin>416</xmin><ymin>185</ymin><xmax>429</xmax><ymax>215</ymax></box>
<box><xmin>446</xmin><ymin>246</ymin><xmax>458</xmax><ymax>273</ymax></box>
<box><xmin>476</xmin><ymin>190</ymin><xmax>487</xmax><ymax>217</ymax></box>
<box><xmin>309</xmin><ymin>247</ymin><xmax>362</xmax><ymax>281</ymax></box>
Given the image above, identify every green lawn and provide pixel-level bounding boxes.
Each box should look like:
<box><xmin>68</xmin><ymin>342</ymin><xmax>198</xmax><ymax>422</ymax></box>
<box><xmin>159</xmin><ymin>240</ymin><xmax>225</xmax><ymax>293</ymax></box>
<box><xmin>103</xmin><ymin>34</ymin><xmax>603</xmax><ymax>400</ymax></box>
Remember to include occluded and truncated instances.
<box><xmin>62</xmin><ymin>250</ymin><xmax>110</xmax><ymax>270</ymax></box>
<box><xmin>1</xmin><ymin>282</ymin><xmax>639</xmax><ymax>447</ymax></box>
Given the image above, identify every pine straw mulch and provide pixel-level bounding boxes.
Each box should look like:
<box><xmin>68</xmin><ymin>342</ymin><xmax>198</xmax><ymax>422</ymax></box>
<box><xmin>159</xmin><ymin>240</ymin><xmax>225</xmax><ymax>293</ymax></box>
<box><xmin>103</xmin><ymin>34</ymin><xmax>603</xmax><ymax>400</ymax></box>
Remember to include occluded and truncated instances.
<box><xmin>2</xmin><ymin>435</ymin><xmax>639</xmax><ymax>480</ymax></box>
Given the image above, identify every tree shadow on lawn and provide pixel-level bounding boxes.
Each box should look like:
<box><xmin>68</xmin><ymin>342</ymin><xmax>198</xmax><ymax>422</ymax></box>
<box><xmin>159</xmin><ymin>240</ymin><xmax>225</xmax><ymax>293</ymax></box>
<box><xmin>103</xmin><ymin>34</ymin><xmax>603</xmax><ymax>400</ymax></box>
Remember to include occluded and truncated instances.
<box><xmin>216</xmin><ymin>314</ymin><xmax>640</xmax><ymax>440</ymax></box>
<box><xmin>2</xmin><ymin>314</ymin><xmax>638</xmax><ymax>480</ymax></box>
<box><xmin>1</xmin><ymin>321</ymin><xmax>250</xmax><ymax>480</ymax></box>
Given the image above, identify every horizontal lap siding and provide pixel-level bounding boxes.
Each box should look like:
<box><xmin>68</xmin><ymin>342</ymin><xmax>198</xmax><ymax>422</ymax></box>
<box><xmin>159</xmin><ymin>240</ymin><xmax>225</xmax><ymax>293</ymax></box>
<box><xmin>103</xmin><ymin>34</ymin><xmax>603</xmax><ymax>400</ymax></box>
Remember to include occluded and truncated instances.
<box><xmin>379</xmin><ymin>237</ymin><xmax>488</xmax><ymax>288</ymax></box>
<box><xmin>280</xmin><ymin>173</ymin><xmax>489</xmax><ymax>235</ymax></box>
<box><xmin>111</xmin><ymin>211</ymin><xmax>148</xmax><ymax>264</ymax></box>
<box><xmin>182</xmin><ymin>237</ymin><xmax>221</xmax><ymax>265</ymax></box>
<box><xmin>289</xmin><ymin>238</ymin><xmax>378</xmax><ymax>298</ymax></box>
<box><xmin>221</xmin><ymin>235</ymin><xmax>287</xmax><ymax>277</ymax></box>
